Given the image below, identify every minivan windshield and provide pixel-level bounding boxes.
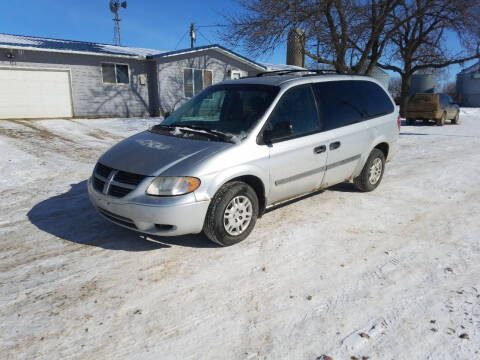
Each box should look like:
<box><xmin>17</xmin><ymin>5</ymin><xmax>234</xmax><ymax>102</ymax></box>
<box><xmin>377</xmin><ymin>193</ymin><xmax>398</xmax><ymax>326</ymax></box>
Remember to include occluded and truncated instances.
<box><xmin>161</xmin><ymin>84</ymin><xmax>279</xmax><ymax>137</ymax></box>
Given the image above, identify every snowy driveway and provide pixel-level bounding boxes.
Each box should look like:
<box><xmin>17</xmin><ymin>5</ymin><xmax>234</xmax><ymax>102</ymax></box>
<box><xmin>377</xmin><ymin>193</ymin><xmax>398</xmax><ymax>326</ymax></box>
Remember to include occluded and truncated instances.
<box><xmin>1</xmin><ymin>111</ymin><xmax>480</xmax><ymax>359</ymax></box>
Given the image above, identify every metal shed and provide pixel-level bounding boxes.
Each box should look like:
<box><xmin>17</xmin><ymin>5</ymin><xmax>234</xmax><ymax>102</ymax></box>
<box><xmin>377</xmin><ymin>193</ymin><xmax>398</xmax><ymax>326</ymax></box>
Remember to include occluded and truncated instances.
<box><xmin>456</xmin><ymin>62</ymin><xmax>480</xmax><ymax>107</ymax></box>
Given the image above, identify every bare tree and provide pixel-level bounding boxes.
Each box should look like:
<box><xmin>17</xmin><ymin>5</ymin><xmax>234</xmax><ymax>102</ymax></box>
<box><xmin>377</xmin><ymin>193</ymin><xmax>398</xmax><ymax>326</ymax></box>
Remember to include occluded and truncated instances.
<box><xmin>377</xmin><ymin>0</ymin><xmax>480</xmax><ymax>114</ymax></box>
<box><xmin>223</xmin><ymin>0</ymin><xmax>479</xmax><ymax>114</ymax></box>
<box><xmin>222</xmin><ymin>0</ymin><xmax>405</xmax><ymax>74</ymax></box>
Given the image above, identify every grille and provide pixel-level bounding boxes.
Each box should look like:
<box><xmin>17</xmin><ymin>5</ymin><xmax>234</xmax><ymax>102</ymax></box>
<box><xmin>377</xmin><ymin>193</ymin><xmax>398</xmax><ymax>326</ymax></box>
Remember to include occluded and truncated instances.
<box><xmin>95</xmin><ymin>163</ymin><xmax>112</xmax><ymax>178</ymax></box>
<box><xmin>98</xmin><ymin>208</ymin><xmax>137</xmax><ymax>229</ymax></box>
<box><xmin>92</xmin><ymin>162</ymin><xmax>148</xmax><ymax>198</ymax></box>
<box><xmin>115</xmin><ymin>170</ymin><xmax>146</xmax><ymax>185</ymax></box>
<box><xmin>93</xmin><ymin>177</ymin><xmax>105</xmax><ymax>192</ymax></box>
<box><xmin>109</xmin><ymin>184</ymin><xmax>132</xmax><ymax>198</ymax></box>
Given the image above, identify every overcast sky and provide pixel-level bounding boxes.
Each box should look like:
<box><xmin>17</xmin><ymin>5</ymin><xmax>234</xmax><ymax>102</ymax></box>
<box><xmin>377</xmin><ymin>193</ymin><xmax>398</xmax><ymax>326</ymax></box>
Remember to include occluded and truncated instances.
<box><xmin>0</xmin><ymin>0</ymin><xmax>475</xmax><ymax>83</ymax></box>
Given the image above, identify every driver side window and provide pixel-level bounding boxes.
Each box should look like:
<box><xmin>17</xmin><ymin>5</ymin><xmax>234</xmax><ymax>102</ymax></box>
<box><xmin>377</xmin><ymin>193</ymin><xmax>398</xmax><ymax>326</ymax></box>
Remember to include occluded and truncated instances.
<box><xmin>265</xmin><ymin>85</ymin><xmax>320</xmax><ymax>142</ymax></box>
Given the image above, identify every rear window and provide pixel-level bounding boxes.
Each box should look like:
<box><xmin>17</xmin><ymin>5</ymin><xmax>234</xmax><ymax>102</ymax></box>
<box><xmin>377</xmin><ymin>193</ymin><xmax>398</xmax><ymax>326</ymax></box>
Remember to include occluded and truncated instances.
<box><xmin>313</xmin><ymin>80</ymin><xmax>394</xmax><ymax>131</ymax></box>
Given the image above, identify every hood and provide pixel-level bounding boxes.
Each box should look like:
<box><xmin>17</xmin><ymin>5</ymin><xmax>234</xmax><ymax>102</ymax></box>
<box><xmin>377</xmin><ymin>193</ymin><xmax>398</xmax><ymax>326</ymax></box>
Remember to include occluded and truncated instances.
<box><xmin>98</xmin><ymin>131</ymin><xmax>230</xmax><ymax>176</ymax></box>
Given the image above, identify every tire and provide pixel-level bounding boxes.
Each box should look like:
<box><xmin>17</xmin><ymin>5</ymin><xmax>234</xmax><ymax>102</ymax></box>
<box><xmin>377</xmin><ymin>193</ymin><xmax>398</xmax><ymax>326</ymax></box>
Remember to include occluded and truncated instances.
<box><xmin>452</xmin><ymin>111</ymin><xmax>460</xmax><ymax>125</ymax></box>
<box><xmin>436</xmin><ymin>112</ymin><xmax>446</xmax><ymax>126</ymax></box>
<box><xmin>203</xmin><ymin>181</ymin><xmax>259</xmax><ymax>246</ymax></box>
<box><xmin>353</xmin><ymin>149</ymin><xmax>386</xmax><ymax>192</ymax></box>
<box><xmin>406</xmin><ymin>118</ymin><xmax>414</xmax><ymax>125</ymax></box>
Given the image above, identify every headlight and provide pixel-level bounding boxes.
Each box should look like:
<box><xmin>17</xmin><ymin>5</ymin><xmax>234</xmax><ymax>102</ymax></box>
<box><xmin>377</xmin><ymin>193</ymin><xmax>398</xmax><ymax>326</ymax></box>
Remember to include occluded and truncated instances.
<box><xmin>146</xmin><ymin>176</ymin><xmax>200</xmax><ymax>196</ymax></box>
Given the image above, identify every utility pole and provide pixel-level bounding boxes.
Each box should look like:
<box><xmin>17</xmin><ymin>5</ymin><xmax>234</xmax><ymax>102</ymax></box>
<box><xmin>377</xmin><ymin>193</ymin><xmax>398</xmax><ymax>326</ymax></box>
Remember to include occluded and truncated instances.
<box><xmin>190</xmin><ymin>23</ymin><xmax>196</xmax><ymax>49</ymax></box>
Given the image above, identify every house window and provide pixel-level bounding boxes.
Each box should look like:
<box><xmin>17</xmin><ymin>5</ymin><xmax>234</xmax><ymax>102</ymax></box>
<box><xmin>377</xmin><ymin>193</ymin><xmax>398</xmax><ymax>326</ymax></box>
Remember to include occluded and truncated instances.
<box><xmin>231</xmin><ymin>71</ymin><xmax>242</xmax><ymax>80</ymax></box>
<box><xmin>183</xmin><ymin>68</ymin><xmax>213</xmax><ymax>98</ymax></box>
<box><xmin>102</xmin><ymin>63</ymin><xmax>130</xmax><ymax>84</ymax></box>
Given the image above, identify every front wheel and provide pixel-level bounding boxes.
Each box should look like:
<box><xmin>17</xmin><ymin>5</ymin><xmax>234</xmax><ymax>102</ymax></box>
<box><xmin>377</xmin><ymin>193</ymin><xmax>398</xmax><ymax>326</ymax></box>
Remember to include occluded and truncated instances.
<box><xmin>353</xmin><ymin>149</ymin><xmax>386</xmax><ymax>192</ymax></box>
<box><xmin>203</xmin><ymin>181</ymin><xmax>259</xmax><ymax>246</ymax></box>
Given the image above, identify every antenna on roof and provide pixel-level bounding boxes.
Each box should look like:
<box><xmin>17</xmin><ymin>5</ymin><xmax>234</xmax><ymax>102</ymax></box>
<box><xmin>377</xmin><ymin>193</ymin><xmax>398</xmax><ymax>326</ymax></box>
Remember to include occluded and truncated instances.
<box><xmin>109</xmin><ymin>0</ymin><xmax>127</xmax><ymax>46</ymax></box>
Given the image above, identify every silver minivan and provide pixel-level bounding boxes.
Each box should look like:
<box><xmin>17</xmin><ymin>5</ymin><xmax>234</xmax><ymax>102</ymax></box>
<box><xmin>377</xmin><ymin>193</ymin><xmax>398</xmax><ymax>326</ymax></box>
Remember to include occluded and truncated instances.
<box><xmin>88</xmin><ymin>71</ymin><xmax>399</xmax><ymax>246</ymax></box>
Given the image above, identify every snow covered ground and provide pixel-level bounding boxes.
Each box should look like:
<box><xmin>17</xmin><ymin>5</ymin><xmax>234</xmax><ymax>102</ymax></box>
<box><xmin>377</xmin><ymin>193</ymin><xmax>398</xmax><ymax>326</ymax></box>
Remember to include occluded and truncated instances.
<box><xmin>1</xmin><ymin>110</ymin><xmax>479</xmax><ymax>360</ymax></box>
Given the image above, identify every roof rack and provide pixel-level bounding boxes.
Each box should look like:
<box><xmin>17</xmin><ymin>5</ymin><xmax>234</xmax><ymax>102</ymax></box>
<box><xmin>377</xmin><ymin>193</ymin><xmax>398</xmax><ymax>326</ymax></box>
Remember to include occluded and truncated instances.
<box><xmin>256</xmin><ymin>69</ymin><xmax>345</xmax><ymax>77</ymax></box>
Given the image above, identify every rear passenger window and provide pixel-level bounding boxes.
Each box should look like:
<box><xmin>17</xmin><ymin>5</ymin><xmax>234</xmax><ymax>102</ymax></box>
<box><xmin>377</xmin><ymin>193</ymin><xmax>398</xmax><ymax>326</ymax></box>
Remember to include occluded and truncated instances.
<box><xmin>313</xmin><ymin>80</ymin><xmax>394</xmax><ymax>131</ymax></box>
<box><xmin>313</xmin><ymin>81</ymin><xmax>365</xmax><ymax>131</ymax></box>
<box><xmin>265</xmin><ymin>85</ymin><xmax>320</xmax><ymax>141</ymax></box>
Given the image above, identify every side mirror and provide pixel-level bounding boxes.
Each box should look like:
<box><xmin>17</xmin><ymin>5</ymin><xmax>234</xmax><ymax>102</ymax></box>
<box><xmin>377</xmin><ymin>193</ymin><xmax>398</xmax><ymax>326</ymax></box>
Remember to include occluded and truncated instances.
<box><xmin>263</xmin><ymin>121</ymin><xmax>293</xmax><ymax>143</ymax></box>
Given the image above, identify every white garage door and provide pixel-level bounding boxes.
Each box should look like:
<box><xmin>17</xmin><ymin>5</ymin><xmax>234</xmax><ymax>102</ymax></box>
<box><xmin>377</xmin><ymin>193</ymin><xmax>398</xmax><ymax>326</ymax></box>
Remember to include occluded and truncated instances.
<box><xmin>0</xmin><ymin>68</ymin><xmax>73</xmax><ymax>119</ymax></box>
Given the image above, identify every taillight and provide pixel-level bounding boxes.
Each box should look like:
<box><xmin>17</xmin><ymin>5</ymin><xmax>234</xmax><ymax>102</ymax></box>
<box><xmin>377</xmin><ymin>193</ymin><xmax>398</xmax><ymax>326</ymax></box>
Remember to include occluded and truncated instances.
<box><xmin>397</xmin><ymin>115</ymin><xmax>401</xmax><ymax>131</ymax></box>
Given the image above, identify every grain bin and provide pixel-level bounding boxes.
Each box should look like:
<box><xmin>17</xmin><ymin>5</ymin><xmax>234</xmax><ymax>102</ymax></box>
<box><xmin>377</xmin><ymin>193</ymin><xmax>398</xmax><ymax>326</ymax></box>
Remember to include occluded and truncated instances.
<box><xmin>410</xmin><ymin>73</ymin><xmax>436</xmax><ymax>95</ymax></box>
<box><xmin>456</xmin><ymin>62</ymin><xmax>480</xmax><ymax>107</ymax></box>
<box><xmin>286</xmin><ymin>28</ymin><xmax>305</xmax><ymax>68</ymax></box>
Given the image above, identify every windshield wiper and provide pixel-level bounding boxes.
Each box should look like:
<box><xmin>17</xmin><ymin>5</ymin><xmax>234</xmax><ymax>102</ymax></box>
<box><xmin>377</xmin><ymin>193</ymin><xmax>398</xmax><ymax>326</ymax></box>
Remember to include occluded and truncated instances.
<box><xmin>151</xmin><ymin>124</ymin><xmax>175</xmax><ymax>131</ymax></box>
<box><xmin>151</xmin><ymin>123</ymin><xmax>237</xmax><ymax>143</ymax></box>
<box><xmin>169</xmin><ymin>125</ymin><xmax>236</xmax><ymax>143</ymax></box>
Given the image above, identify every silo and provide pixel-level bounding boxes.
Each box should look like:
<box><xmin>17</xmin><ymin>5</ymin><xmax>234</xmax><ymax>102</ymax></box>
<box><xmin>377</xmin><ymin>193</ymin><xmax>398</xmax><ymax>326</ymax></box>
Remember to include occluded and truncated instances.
<box><xmin>456</xmin><ymin>62</ymin><xmax>480</xmax><ymax>107</ymax></box>
<box><xmin>410</xmin><ymin>73</ymin><xmax>436</xmax><ymax>95</ymax></box>
<box><xmin>286</xmin><ymin>28</ymin><xmax>305</xmax><ymax>68</ymax></box>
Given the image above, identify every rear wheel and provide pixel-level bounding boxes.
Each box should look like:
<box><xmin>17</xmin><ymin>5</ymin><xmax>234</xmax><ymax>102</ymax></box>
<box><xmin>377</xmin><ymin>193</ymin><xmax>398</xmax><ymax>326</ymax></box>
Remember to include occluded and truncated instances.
<box><xmin>406</xmin><ymin>118</ymin><xmax>415</xmax><ymax>125</ymax></box>
<box><xmin>353</xmin><ymin>149</ymin><xmax>386</xmax><ymax>192</ymax></box>
<box><xmin>436</xmin><ymin>112</ymin><xmax>446</xmax><ymax>126</ymax></box>
<box><xmin>203</xmin><ymin>181</ymin><xmax>259</xmax><ymax>246</ymax></box>
<box><xmin>452</xmin><ymin>112</ymin><xmax>460</xmax><ymax>125</ymax></box>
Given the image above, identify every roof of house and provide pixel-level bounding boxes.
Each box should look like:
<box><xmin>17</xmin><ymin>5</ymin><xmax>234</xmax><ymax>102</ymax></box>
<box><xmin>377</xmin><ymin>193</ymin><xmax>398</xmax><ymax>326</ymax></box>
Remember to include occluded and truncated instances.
<box><xmin>148</xmin><ymin>44</ymin><xmax>266</xmax><ymax>70</ymax></box>
<box><xmin>0</xmin><ymin>33</ymin><xmax>163</xmax><ymax>59</ymax></box>
<box><xmin>0</xmin><ymin>32</ymin><xmax>308</xmax><ymax>72</ymax></box>
<box><xmin>459</xmin><ymin>61</ymin><xmax>480</xmax><ymax>74</ymax></box>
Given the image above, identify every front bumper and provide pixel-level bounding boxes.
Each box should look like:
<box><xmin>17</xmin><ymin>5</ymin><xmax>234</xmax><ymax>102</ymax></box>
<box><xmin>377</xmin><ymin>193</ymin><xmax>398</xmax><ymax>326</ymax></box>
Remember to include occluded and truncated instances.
<box><xmin>88</xmin><ymin>177</ymin><xmax>210</xmax><ymax>236</ymax></box>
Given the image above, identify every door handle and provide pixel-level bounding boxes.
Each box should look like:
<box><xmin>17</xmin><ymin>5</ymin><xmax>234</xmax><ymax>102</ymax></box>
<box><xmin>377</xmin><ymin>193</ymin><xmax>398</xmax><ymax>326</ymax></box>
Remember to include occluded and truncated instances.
<box><xmin>313</xmin><ymin>145</ymin><xmax>326</xmax><ymax>154</ymax></box>
<box><xmin>330</xmin><ymin>141</ymin><xmax>341</xmax><ymax>150</ymax></box>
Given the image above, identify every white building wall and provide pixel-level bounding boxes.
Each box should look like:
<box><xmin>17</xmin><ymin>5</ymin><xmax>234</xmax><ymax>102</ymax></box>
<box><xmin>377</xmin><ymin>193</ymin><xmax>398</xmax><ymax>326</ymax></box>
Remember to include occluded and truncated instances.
<box><xmin>154</xmin><ymin>49</ymin><xmax>260</xmax><ymax>113</ymax></box>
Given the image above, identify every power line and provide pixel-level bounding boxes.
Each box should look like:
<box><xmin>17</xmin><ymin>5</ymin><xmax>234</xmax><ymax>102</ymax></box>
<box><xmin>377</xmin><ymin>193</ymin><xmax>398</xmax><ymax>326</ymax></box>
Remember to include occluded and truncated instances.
<box><xmin>174</xmin><ymin>23</ymin><xmax>225</xmax><ymax>50</ymax></box>
<box><xmin>196</xmin><ymin>29</ymin><xmax>213</xmax><ymax>45</ymax></box>
<box><xmin>174</xmin><ymin>30</ymin><xmax>189</xmax><ymax>50</ymax></box>
<box><xmin>196</xmin><ymin>24</ymin><xmax>226</xmax><ymax>29</ymax></box>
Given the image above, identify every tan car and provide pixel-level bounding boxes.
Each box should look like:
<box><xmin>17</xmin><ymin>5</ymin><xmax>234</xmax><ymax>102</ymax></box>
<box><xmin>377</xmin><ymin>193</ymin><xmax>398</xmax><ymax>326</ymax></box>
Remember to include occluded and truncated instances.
<box><xmin>405</xmin><ymin>93</ymin><xmax>460</xmax><ymax>126</ymax></box>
